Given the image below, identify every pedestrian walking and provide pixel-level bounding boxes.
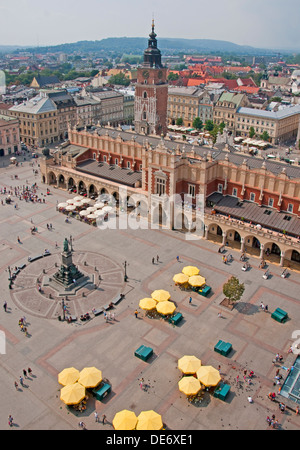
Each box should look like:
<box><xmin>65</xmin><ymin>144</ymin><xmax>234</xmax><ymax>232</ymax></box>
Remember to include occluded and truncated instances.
<box><xmin>102</xmin><ymin>414</ymin><xmax>106</xmax><ymax>425</ymax></box>
<box><xmin>134</xmin><ymin>310</ymin><xmax>138</xmax><ymax>318</ymax></box>
<box><xmin>19</xmin><ymin>376</ymin><xmax>24</xmax><ymax>386</ymax></box>
<box><xmin>265</xmin><ymin>304</ymin><xmax>268</xmax><ymax>312</ymax></box>
<box><xmin>140</xmin><ymin>381</ymin><xmax>143</xmax><ymax>390</ymax></box>
<box><xmin>78</xmin><ymin>421</ymin><xmax>86</xmax><ymax>429</ymax></box>
<box><xmin>28</xmin><ymin>368</ymin><xmax>32</xmax><ymax>376</ymax></box>
<box><xmin>3</xmin><ymin>301</ymin><xmax>7</xmax><ymax>312</ymax></box>
<box><xmin>23</xmin><ymin>369</ymin><xmax>27</xmax><ymax>378</ymax></box>
<box><xmin>218</xmin><ymin>312</ymin><xmax>222</xmax><ymax>318</ymax></box>
<box><xmin>94</xmin><ymin>411</ymin><xmax>99</xmax><ymax>422</ymax></box>
<box><xmin>189</xmin><ymin>297</ymin><xmax>192</xmax><ymax>304</ymax></box>
<box><xmin>152</xmin><ymin>257</ymin><xmax>155</xmax><ymax>264</ymax></box>
<box><xmin>14</xmin><ymin>381</ymin><xmax>18</xmax><ymax>390</ymax></box>
<box><xmin>156</xmin><ymin>255</ymin><xmax>159</xmax><ymax>263</ymax></box>
<box><xmin>8</xmin><ymin>415</ymin><xmax>13</xmax><ymax>427</ymax></box>
<box><xmin>176</xmin><ymin>256</ymin><xmax>179</xmax><ymax>262</ymax></box>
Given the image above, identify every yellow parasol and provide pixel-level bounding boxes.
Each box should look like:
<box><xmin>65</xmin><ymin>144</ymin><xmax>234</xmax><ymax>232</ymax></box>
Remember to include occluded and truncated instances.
<box><xmin>173</xmin><ymin>273</ymin><xmax>189</xmax><ymax>285</ymax></box>
<box><xmin>58</xmin><ymin>367</ymin><xmax>80</xmax><ymax>386</ymax></box>
<box><xmin>113</xmin><ymin>410</ymin><xmax>138</xmax><ymax>430</ymax></box>
<box><xmin>136</xmin><ymin>410</ymin><xmax>163</xmax><ymax>430</ymax></box>
<box><xmin>188</xmin><ymin>275</ymin><xmax>206</xmax><ymax>287</ymax></box>
<box><xmin>182</xmin><ymin>266</ymin><xmax>200</xmax><ymax>277</ymax></box>
<box><xmin>178</xmin><ymin>376</ymin><xmax>201</xmax><ymax>396</ymax></box>
<box><xmin>178</xmin><ymin>356</ymin><xmax>201</xmax><ymax>374</ymax></box>
<box><xmin>196</xmin><ymin>366</ymin><xmax>221</xmax><ymax>387</ymax></box>
<box><xmin>78</xmin><ymin>367</ymin><xmax>102</xmax><ymax>388</ymax></box>
<box><xmin>151</xmin><ymin>290</ymin><xmax>171</xmax><ymax>302</ymax></box>
<box><xmin>156</xmin><ymin>301</ymin><xmax>176</xmax><ymax>316</ymax></box>
<box><xmin>60</xmin><ymin>382</ymin><xmax>86</xmax><ymax>405</ymax></box>
<box><xmin>139</xmin><ymin>298</ymin><xmax>157</xmax><ymax>311</ymax></box>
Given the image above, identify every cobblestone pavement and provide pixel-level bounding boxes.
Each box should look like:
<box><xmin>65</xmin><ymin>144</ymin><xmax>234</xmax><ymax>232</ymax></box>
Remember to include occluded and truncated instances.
<box><xmin>0</xmin><ymin>155</ymin><xmax>299</xmax><ymax>431</ymax></box>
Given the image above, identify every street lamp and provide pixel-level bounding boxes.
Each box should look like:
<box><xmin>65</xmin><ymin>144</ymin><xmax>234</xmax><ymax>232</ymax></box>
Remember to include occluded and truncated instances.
<box><xmin>7</xmin><ymin>266</ymin><xmax>12</xmax><ymax>289</ymax></box>
<box><xmin>123</xmin><ymin>261</ymin><xmax>128</xmax><ymax>282</ymax></box>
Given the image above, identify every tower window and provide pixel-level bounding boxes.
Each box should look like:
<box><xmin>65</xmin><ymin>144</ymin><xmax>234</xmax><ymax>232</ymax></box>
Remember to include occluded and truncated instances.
<box><xmin>143</xmin><ymin>92</ymin><xmax>147</xmax><ymax>99</ymax></box>
<box><xmin>143</xmin><ymin>112</ymin><xmax>147</xmax><ymax>120</ymax></box>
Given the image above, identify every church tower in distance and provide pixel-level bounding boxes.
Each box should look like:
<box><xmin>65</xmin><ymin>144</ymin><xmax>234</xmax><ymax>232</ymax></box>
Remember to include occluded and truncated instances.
<box><xmin>134</xmin><ymin>21</ymin><xmax>168</xmax><ymax>136</ymax></box>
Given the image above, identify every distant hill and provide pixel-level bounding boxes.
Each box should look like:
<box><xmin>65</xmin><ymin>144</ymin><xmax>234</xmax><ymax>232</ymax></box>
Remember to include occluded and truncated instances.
<box><xmin>14</xmin><ymin>37</ymin><xmax>281</xmax><ymax>56</ymax></box>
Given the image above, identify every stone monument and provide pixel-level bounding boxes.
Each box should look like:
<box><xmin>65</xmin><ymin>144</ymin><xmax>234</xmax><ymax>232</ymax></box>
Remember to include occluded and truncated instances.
<box><xmin>53</xmin><ymin>238</ymin><xmax>84</xmax><ymax>287</ymax></box>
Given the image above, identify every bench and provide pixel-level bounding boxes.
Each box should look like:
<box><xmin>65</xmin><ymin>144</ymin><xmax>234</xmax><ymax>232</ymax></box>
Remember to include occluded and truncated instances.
<box><xmin>134</xmin><ymin>345</ymin><xmax>153</xmax><ymax>362</ymax></box>
<box><xmin>93</xmin><ymin>308</ymin><xmax>103</xmax><ymax>316</ymax></box>
<box><xmin>271</xmin><ymin>308</ymin><xmax>288</xmax><ymax>323</ymax></box>
<box><xmin>28</xmin><ymin>255</ymin><xmax>43</xmax><ymax>263</ymax></box>
<box><xmin>214</xmin><ymin>340</ymin><xmax>232</xmax><ymax>357</ymax></box>
<box><xmin>18</xmin><ymin>264</ymin><xmax>26</xmax><ymax>270</ymax></box>
<box><xmin>111</xmin><ymin>293</ymin><xmax>124</xmax><ymax>306</ymax></box>
<box><xmin>92</xmin><ymin>382</ymin><xmax>111</xmax><ymax>401</ymax></box>
<box><xmin>168</xmin><ymin>312</ymin><xmax>183</xmax><ymax>326</ymax></box>
<box><xmin>214</xmin><ymin>382</ymin><xmax>230</xmax><ymax>401</ymax></box>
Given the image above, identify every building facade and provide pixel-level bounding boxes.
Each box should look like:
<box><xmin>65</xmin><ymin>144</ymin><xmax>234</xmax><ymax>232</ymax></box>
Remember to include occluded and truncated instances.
<box><xmin>0</xmin><ymin>114</ymin><xmax>21</xmax><ymax>156</ymax></box>
<box><xmin>40</xmin><ymin>125</ymin><xmax>300</xmax><ymax>268</ymax></box>
<box><xmin>8</xmin><ymin>92</ymin><xmax>59</xmax><ymax>147</ymax></box>
<box><xmin>213</xmin><ymin>92</ymin><xmax>250</xmax><ymax>133</ymax></box>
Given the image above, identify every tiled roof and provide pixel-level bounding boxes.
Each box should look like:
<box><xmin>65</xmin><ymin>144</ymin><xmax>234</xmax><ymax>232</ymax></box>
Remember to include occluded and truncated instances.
<box><xmin>76</xmin><ymin>160</ymin><xmax>142</xmax><ymax>187</ymax></box>
<box><xmin>212</xmin><ymin>196</ymin><xmax>300</xmax><ymax>236</ymax></box>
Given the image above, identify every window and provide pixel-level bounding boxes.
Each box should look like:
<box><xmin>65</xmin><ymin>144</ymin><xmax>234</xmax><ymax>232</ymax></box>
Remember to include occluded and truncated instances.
<box><xmin>115</xmin><ymin>158</ymin><xmax>118</xmax><ymax>165</ymax></box>
<box><xmin>143</xmin><ymin>112</ymin><xmax>147</xmax><ymax>120</ymax></box>
<box><xmin>93</xmin><ymin>153</ymin><xmax>96</xmax><ymax>160</ymax></box>
<box><xmin>127</xmin><ymin>161</ymin><xmax>131</xmax><ymax>169</ymax></box>
<box><xmin>188</xmin><ymin>184</ymin><xmax>196</xmax><ymax>198</ymax></box>
<box><xmin>232</xmin><ymin>188</ymin><xmax>238</xmax><ymax>197</ymax></box>
<box><xmin>250</xmin><ymin>192</ymin><xmax>255</xmax><ymax>202</ymax></box>
<box><xmin>268</xmin><ymin>198</ymin><xmax>274</xmax><ymax>208</ymax></box>
<box><xmin>103</xmin><ymin>155</ymin><xmax>107</xmax><ymax>163</ymax></box>
<box><xmin>143</xmin><ymin>92</ymin><xmax>147</xmax><ymax>99</ymax></box>
<box><xmin>218</xmin><ymin>184</ymin><xmax>223</xmax><ymax>194</ymax></box>
<box><xmin>156</xmin><ymin>178</ymin><xmax>166</xmax><ymax>196</ymax></box>
<box><xmin>287</xmin><ymin>204</ymin><xmax>293</xmax><ymax>213</ymax></box>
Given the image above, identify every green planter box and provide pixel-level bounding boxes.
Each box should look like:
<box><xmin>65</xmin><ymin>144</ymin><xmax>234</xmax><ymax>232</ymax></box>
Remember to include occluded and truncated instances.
<box><xmin>168</xmin><ymin>313</ymin><xmax>183</xmax><ymax>326</ymax></box>
<box><xmin>92</xmin><ymin>382</ymin><xmax>111</xmax><ymax>401</ymax></box>
<box><xmin>214</xmin><ymin>340</ymin><xmax>232</xmax><ymax>357</ymax></box>
<box><xmin>198</xmin><ymin>285</ymin><xmax>211</xmax><ymax>297</ymax></box>
<box><xmin>271</xmin><ymin>308</ymin><xmax>288</xmax><ymax>323</ymax></box>
<box><xmin>135</xmin><ymin>345</ymin><xmax>153</xmax><ymax>362</ymax></box>
<box><xmin>214</xmin><ymin>382</ymin><xmax>230</xmax><ymax>401</ymax></box>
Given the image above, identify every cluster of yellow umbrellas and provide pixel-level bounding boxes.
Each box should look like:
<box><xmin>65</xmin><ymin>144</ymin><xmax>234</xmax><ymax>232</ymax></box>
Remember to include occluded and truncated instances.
<box><xmin>177</xmin><ymin>356</ymin><xmax>221</xmax><ymax>397</ymax></box>
<box><xmin>139</xmin><ymin>290</ymin><xmax>177</xmax><ymax>316</ymax></box>
<box><xmin>113</xmin><ymin>409</ymin><xmax>163</xmax><ymax>430</ymax></box>
<box><xmin>173</xmin><ymin>266</ymin><xmax>206</xmax><ymax>289</ymax></box>
<box><xmin>58</xmin><ymin>367</ymin><xmax>103</xmax><ymax>405</ymax></box>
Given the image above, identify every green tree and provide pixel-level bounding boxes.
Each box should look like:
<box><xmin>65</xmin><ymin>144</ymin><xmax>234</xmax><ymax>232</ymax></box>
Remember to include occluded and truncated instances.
<box><xmin>223</xmin><ymin>276</ymin><xmax>245</xmax><ymax>305</ymax></box>
<box><xmin>168</xmin><ymin>72</ymin><xmax>179</xmax><ymax>81</ymax></box>
<box><xmin>219</xmin><ymin>122</ymin><xmax>226</xmax><ymax>133</ymax></box>
<box><xmin>210</xmin><ymin>124</ymin><xmax>220</xmax><ymax>143</ymax></box>
<box><xmin>192</xmin><ymin>117</ymin><xmax>203</xmax><ymax>130</ymax></box>
<box><xmin>176</xmin><ymin>117</ymin><xmax>183</xmax><ymax>126</ymax></box>
<box><xmin>204</xmin><ymin>120</ymin><xmax>214</xmax><ymax>132</ymax></box>
<box><xmin>249</xmin><ymin>126</ymin><xmax>255</xmax><ymax>138</ymax></box>
<box><xmin>108</xmin><ymin>72</ymin><xmax>130</xmax><ymax>86</ymax></box>
<box><xmin>261</xmin><ymin>131</ymin><xmax>270</xmax><ymax>142</ymax></box>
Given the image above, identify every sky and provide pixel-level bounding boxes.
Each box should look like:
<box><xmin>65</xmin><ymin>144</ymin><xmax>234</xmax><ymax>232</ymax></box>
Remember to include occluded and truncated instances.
<box><xmin>1</xmin><ymin>0</ymin><xmax>300</xmax><ymax>51</ymax></box>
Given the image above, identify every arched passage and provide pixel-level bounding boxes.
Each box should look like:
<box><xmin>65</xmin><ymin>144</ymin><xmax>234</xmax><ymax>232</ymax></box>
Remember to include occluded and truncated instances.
<box><xmin>88</xmin><ymin>184</ymin><xmax>97</xmax><ymax>199</ymax></box>
<box><xmin>207</xmin><ymin>223</ymin><xmax>223</xmax><ymax>243</ymax></box>
<box><xmin>226</xmin><ymin>229</ymin><xmax>242</xmax><ymax>249</ymax></box>
<box><xmin>78</xmin><ymin>181</ymin><xmax>87</xmax><ymax>196</ymax></box>
<box><xmin>284</xmin><ymin>249</ymin><xmax>300</xmax><ymax>271</ymax></box>
<box><xmin>264</xmin><ymin>242</ymin><xmax>281</xmax><ymax>264</ymax></box>
<box><xmin>152</xmin><ymin>204</ymin><xmax>168</xmax><ymax>227</ymax></box>
<box><xmin>48</xmin><ymin>172</ymin><xmax>57</xmax><ymax>185</ymax></box>
<box><xmin>244</xmin><ymin>235</ymin><xmax>261</xmax><ymax>256</ymax></box>
<box><xmin>58</xmin><ymin>174</ymin><xmax>65</xmax><ymax>188</ymax></box>
<box><xmin>68</xmin><ymin>177</ymin><xmax>76</xmax><ymax>192</ymax></box>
